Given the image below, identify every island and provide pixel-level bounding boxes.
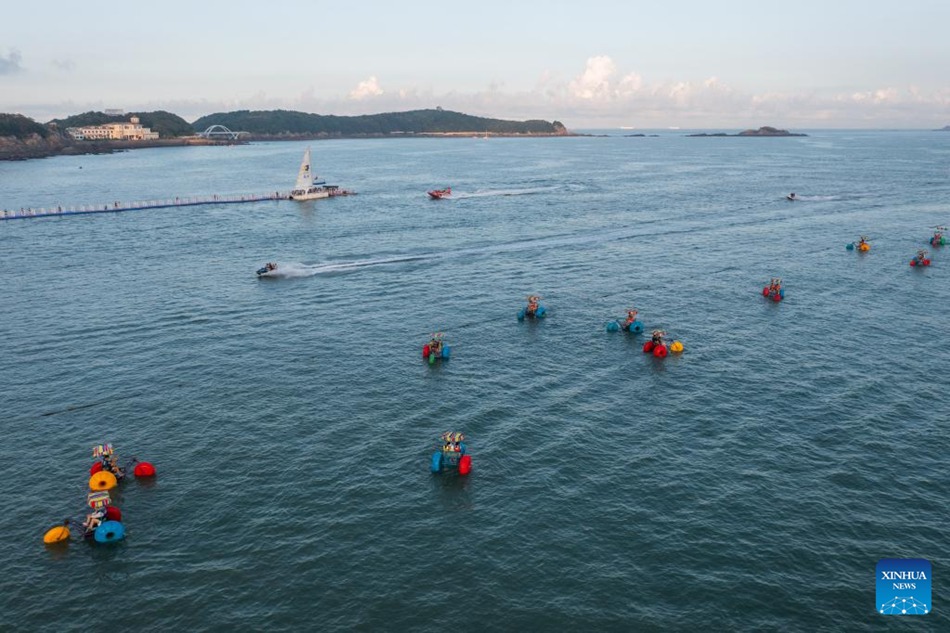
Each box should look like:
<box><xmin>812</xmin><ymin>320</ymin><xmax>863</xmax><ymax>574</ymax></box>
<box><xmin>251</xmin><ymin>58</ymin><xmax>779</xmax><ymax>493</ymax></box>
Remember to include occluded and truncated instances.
<box><xmin>687</xmin><ymin>126</ymin><xmax>807</xmax><ymax>137</ymax></box>
<box><xmin>190</xmin><ymin>108</ymin><xmax>570</xmax><ymax>139</ymax></box>
<box><xmin>0</xmin><ymin>108</ymin><xmax>573</xmax><ymax>161</ymax></box>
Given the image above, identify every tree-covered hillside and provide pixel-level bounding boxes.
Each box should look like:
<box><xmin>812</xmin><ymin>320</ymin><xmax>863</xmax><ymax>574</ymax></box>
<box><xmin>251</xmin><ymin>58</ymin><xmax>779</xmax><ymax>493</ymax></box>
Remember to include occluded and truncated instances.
<box><xmin>0</xmin><ymin>113</ymin><xmax>50</xmax><ymax>138</ymax></box>
<box><xmin>191</xmin><ymin>108</ymin><xmax>567</xmax><ymax>136</ymax></box>
<box><xmin>49</xmin><ymin>110</ymin><xmax>194</xmax><ymax>138</ymax></box>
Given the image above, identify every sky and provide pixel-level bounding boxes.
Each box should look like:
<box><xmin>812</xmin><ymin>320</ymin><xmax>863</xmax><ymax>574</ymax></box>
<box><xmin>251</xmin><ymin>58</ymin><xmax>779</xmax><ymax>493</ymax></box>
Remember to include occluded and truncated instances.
<box><xmin>2</xmin><ymin>0</ymin><xmax>950</xmax><ymax>128</ymax></box>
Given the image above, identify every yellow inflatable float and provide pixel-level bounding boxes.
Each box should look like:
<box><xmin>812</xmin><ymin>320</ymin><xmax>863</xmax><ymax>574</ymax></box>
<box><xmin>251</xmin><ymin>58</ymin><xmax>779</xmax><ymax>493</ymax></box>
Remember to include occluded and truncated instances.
<box><xmin>43</xmin><ymin>523</ymin><xmax>71</xmax><ymax>545</ymax></box>
<box><xmin>670</xmin><ymin>341</ymin><xmax>684</xmax><ymax>353</ymax></box>
<box><xmin>89</xmin><ymin>470</ymin><xmax>117</xmax><ymax>491</ymax></box>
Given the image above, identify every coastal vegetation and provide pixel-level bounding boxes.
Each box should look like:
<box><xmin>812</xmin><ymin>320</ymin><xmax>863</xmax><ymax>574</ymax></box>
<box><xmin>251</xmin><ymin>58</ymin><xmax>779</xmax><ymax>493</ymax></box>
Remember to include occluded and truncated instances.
<box><xmin>0</xmin><ymin>107</ymin><xmax>569</xmax><ymax>160</ymax></box>
<box><xmin>0</xmin><ymin>111</ymin><xmax>223</xmax><ymax>160</ymax></box>
<box><xmin>0</xmin><ymin>113</ymin><xmax>50</xmax><ymax>139</ymax></box>
<box><xmin>49</xmin><ymin>110</ymin><xmax>194</xmax><ymax>138</ymax></box>
<box><xmin>191</xmin><ymin>108</ymin><xmax>568</xmax><ymax>137</ymax></box>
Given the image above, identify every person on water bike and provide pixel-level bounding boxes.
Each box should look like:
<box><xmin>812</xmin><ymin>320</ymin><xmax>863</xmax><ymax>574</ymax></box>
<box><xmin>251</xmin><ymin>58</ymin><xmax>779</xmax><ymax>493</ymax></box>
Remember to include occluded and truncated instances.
<box><xmin>100</xmin><ymin>451</ymin><xmax>124</xmax><ymax>478</ymax></box>
<box><xmin>858</xmin><ymin>236</ymin><xmax>868</xmax><ymax>246</ymax></box>
<box><xmin>915</xmin><ymin>249</ymin><xmax>929</xmax><ymax>263</ymax></box>
<box><xmin>651</xmin><ymin>330</ymin><xmax>666</xmax><ymax>347</ymax></box>
<box><xmin>769</xmin><ymin>278</ymin><xmax>782</xmax><ymax>295</ymax></box>
<box><xmin>428</xmin><ymin>333</ymin><xmax>444</xmax><ymax>356</ymax></box>
<box><xmin>82</xmin><ymin>508</ymin><xmax>106</xmax><ymax>534</ymax></box>
<box><xmin>526</xmin><ymin>295</ymin><xmax>541</xmax><ymax>316</ymax></box>
<box><xmin>624</xmin><ymin>308</ymin><xmax>639</xmax><ymax>327</ymax></box>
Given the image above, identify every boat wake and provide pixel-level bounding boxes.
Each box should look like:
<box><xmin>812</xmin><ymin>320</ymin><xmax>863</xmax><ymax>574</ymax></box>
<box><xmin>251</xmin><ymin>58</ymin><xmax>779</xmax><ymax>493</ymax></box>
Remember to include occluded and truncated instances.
<box><xmin>785</xmin><ymin>194</ymin><xmax>840</xmax><ymax>201</ymax></box>
<box><xmin>259</xmin><ymin>262</ymin><xmax>321</xmax><ymax>279</ymax></box>
<box><xmin>261</xmin><ymin>255</ymin><xmax>440</xmax><ymax>279</ymax></box>
<box><xmin>272</xmin><ymin>209</ymin><xmax>805</xmax><ymax>280</ymax></box>
<box><xmin>453</xmin><ymin>186</ymin><xmax>557</xmax><ymax>199</ymax></box>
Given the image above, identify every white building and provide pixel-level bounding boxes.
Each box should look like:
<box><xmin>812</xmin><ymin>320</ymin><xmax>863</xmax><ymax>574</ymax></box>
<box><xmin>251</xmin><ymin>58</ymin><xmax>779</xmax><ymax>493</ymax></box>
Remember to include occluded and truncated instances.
<box><xmin>68</xmin><ymin>116</ymin><xmax>159</xmax><ymax>141</ymax></box>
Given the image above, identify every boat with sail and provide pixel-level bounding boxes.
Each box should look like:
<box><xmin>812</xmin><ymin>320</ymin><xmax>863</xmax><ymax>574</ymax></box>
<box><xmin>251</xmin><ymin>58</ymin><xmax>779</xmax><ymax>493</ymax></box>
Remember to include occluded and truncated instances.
<box><xmin>289</xmin><ymin>147</ymin><xmax>330</xmax><ymax>200</ymax></box>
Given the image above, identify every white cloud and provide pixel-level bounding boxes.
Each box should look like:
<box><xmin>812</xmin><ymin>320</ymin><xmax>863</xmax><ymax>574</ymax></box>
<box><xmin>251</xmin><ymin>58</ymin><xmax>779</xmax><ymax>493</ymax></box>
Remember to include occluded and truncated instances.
<box><xmin>617</xmin><ymin>73</ymin><xmax>643</xmax><ymax>96</ymax></box>
<box><xmin>52</xmin><ymin>59</ymin><xmax>76</xmax><ymax>72</ymax></box>
<box><xmin>10</xmin><ymin>56</ymin><xmax>950</xmax><ymax>129</ymax></box>
<box><xmin>849</xmin><ymin>88</ymin><xmax>899</xmax><ymax>103</ymax></box>
<box><xmin>349</xmin><ymin>76</ymin><xmax>383</xmax><ymax>100</ymax></box>
<box><xmin>569</xmin><ymin>55</ymin><xmax>616</xmax><ymax>100</ymax></box>
<box><xmin>0</xmin><ymin>48</ymin><xmax>23</xmax><ymax>75</ymax></box>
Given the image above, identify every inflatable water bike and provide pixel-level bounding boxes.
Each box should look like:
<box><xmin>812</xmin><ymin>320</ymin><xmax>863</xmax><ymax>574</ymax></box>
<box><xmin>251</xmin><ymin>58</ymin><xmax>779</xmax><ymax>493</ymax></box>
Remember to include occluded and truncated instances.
<box><xmin>430</xmin><ymin>432</ymin><xmax>471</xmax><ymax>475</ymax></box>
<box><xmin>88</xmin><ymin>443</ymin><xmax>157</xmax><ymax>490</ymax></box>
<box><xmin>43</xmin><ymin>491</ymin><xmax>126</xmax><ymax>546</ymax></box>
<box><xmin>642</xmin><ymin>338</ymin><xmax>684</xmax><ymax>358</ymax></box>
<box><xmin>930</xmin><ymin>227</ymin><xmax>947</xmax><ymax>246</ymax></box>
<box><xmin>606</xmin><ymin>318</ymin><xmax>644</xmax><ymax>334</ymax></box>
<box><xmin>44</xmin><ymin>517</ymin><xmax>127</xmax><ymax>546</ymax></box>
<box><xmin>256</xmin><ymin>262</ymin><xmax>279</xmax><ymax>277</ymax></box>
<box><xmin>518</xmin><ymin>296</ymin><xmax>547</xmax><ymax>321</ymax></box>
<box><xmin>44</xmin><ymin>443</ymin><xmax>155</xmax><ymax>547</ymax></box>
<box><xmin>762</xmin><ymin>282</ymin><xmax>785</xmax><ymax>302</ymax></box>
<box><xmin>910</xmin><ymin>255</ymin><xmax>932</xmax><ymax>267</ymax></box>
<box><xmin>846</xmin><ymin>239</ymin><xmax>870</xmax><ymax>252</ymax></box>
<box><xmin>422</xmin><ymin>333</ymin><xmax>451</xmax><ymax>364</ymax></box>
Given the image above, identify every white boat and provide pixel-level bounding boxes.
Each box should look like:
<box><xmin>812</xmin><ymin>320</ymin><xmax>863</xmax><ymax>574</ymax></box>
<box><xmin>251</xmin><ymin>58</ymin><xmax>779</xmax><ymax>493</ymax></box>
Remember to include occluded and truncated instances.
<box><xmin>288</xmin><ymin>147</ymin><xmax>330</xmax><ymax>200</ymax></box>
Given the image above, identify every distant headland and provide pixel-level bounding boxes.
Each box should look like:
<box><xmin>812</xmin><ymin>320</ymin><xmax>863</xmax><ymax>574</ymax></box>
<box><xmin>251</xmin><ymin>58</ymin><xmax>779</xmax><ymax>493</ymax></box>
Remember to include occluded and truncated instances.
<box><xmin>0</xmin><ymin>108</ymin><xmax>572</xmax><ymax>161</ymax></box>
<box><xmin>935</xmin><ymin>125</ymin><xmax>950</xmax><ymax>131</ymax></box>
<box><xmin>687</xmin><ymin>126</ymin><xmax>807</xmax><ymax>137</ymax></box>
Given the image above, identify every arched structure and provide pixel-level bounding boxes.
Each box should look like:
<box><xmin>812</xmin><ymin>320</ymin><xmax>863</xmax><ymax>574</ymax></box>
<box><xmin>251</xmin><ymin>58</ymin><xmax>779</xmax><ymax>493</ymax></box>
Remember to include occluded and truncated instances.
<box><xmin>198</xmin><ymin>125</ymin><xmax>241</xmax><ymax>140</ymax></box>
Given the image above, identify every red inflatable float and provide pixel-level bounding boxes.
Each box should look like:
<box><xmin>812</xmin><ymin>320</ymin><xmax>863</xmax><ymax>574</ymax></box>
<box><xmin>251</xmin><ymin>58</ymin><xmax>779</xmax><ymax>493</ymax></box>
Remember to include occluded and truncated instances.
<box><xmin>642</xmin><ymin>341</ymin><xmax>654</xmax><ymax>353</ymax></box>
<box><xmin>458</xmin><ymin>454</ymin><xmax>472</xmax><ymax>475</ymax></box>
<box><xmin>653</xmin><ymin>344</ymin><xmax>668</xmax><ymax>358</ymax></box>
<box><xmin>92</xmin><ymin>460</ymin><xmax>157</xmax><ymax>477</ymax></box>
<box><xmin>105</xmin><ymin>506</ymin><xmax>122</xmax><ymax>521</ymax></box>
<box><xmin>133</xmin><ymin>461</ymin><xmax>157</xmax><ymax>477</ymax></box>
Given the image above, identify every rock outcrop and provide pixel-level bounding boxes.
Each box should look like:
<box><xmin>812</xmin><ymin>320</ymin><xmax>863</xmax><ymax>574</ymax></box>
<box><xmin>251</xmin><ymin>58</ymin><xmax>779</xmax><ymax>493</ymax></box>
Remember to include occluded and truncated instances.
<box><xmin>737</xmin><ymin>126</ymin><xmax>806</xmax><ymax>137</ymax></box>
<box><xmin>687</xmin><ymin>126</ymin><xmax>807</xmax><ymax>137</ymax></box>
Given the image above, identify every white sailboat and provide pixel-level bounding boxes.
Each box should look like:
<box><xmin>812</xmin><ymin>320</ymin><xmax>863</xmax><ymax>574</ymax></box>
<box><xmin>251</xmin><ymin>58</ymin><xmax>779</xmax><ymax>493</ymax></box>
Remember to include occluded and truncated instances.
<box><xmin>288</xmin><ymin>147</ymin><xmax>330</xmax><ymax>200</ymax></box>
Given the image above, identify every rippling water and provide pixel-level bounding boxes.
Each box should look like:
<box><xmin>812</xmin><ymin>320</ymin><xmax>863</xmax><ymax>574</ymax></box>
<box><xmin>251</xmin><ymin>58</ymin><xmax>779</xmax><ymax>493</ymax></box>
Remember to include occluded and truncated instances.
<box><xmin>2</xmin><ymin>132</ymin><xmax>949</xmax><ymax>630</ymax></box>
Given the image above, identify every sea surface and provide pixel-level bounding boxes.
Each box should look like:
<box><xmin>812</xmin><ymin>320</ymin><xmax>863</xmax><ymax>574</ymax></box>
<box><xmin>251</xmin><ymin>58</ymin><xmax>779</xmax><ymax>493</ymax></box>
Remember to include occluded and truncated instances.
<box><xmin>1</xmin><ymin>131</ymin><xmax>948</xmax><ymax>631</ymax></box>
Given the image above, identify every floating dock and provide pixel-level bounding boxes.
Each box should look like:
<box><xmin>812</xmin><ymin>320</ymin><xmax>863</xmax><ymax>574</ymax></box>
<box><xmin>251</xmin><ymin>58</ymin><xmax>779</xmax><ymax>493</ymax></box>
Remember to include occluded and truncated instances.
<box><xmin>1</xmin><ymin>192</ymin><xmax>288</xmax><ymax>221</ymax></box>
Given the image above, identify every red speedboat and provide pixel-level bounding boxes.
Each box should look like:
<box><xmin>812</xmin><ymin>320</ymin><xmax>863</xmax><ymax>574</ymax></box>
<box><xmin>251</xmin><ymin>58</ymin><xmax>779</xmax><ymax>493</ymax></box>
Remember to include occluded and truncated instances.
<box><xmin>427</xmin><ymin>187</ymin><xmax>451</xmax><ymax>199</ymax></box>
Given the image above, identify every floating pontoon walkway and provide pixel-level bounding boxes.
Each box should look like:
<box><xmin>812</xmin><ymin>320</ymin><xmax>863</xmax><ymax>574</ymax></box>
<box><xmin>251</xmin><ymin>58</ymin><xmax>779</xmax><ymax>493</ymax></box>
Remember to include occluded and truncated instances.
<box><xmin>1</xmin><ymin>192</ymin><xmax>287</xmax><ymax>221</ymax></box>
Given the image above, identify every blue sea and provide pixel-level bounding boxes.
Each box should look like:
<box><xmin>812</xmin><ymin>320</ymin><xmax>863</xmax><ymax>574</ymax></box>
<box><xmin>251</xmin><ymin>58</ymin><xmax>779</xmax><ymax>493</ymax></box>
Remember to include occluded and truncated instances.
<box><xmin>1</xmin><ymin>131</ymin><xmax>948</xmax><ymax>631</ymax></box>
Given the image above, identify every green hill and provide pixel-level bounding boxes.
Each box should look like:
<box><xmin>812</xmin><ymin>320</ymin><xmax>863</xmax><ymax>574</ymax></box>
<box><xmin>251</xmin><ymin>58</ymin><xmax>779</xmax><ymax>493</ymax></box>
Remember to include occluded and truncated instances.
<box><xmin>0</xmin><ymin>113</ymin><xmax>50</xmax><ymax>139</ymax></box>
<box><xmin>49</xmin><ymin>110</ymin><xmax>194</xmax><ymax>138</ymax></box>
<box><xmin>191</xmin><ymin>108</ymin><xmax>567</xmax><ymax>136</ymax></box>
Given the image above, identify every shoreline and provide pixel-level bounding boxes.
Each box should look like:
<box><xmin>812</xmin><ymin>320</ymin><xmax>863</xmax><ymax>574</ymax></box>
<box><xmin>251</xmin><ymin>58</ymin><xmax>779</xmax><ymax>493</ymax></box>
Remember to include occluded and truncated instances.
<box><xmin>0</xmin><ymin>136</ymin><xmax>243</xmax><ymax>162</ymax></box>
<box><xmin>0</xmin><ymin>131</ymin><xmax>577</xmax><ymax>162</ymax></box>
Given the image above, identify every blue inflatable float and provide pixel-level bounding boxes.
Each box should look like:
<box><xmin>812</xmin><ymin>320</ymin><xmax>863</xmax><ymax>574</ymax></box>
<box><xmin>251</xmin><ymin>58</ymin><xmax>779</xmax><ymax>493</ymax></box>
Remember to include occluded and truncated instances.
<box><xmin>607</xmin><ymin>319</ymin><xmax>643</xmax><ymax>333</ymax></box>
<box><xmin>93</xmin><ymin>520</ymin><xmax>125</xmax><ymax>544</ymax></box>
